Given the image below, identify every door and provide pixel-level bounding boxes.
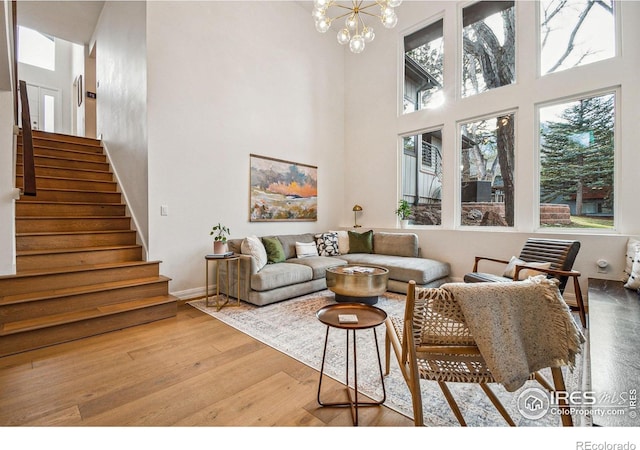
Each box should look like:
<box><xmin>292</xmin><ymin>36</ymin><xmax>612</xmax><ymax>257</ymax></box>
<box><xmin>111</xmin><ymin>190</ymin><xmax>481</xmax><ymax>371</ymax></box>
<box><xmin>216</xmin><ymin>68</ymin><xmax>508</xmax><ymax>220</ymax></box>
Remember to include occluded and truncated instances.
<box><xmin>19</xmin><ymin>83</ymin><xmax>61</xmax><ymax>132</ymax></box>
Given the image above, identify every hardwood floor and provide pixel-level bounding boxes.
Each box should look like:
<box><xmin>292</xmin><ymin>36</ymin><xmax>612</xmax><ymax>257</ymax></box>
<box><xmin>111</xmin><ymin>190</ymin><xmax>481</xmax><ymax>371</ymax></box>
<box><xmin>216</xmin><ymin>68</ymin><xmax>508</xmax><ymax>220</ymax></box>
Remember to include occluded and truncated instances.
<box><xmin>0</xmin><ymin>302</ymin><xmax>413</xmax><ymax>427</ymax></box>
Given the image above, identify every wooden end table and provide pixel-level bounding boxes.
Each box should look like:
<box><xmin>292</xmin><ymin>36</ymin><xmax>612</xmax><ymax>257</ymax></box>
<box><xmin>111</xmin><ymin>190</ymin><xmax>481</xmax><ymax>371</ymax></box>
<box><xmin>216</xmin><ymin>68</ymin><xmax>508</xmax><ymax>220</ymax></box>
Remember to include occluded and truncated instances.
<box><xmin>316</xmin><ymin>302</ymin><xmax>387</xmax><ymax>426</ymax></box>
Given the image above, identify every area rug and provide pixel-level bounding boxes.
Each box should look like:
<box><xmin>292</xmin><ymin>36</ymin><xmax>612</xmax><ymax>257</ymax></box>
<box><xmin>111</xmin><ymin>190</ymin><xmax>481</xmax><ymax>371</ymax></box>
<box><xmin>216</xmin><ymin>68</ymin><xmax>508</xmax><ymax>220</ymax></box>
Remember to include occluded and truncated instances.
<box><xmin>188</xmin><ymin>290</ymin><xmax>587</xmax><ymax>426</ymax></box>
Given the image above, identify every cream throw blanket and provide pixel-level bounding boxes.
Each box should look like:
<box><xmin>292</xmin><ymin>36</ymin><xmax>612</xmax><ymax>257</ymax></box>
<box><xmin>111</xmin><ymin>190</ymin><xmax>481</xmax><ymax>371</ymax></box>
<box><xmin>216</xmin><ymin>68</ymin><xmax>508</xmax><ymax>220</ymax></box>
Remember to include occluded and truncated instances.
<box><xmin>443</xmin><ymin>276</ymin><xmax>585</xmax><ymax>392</ymax></box>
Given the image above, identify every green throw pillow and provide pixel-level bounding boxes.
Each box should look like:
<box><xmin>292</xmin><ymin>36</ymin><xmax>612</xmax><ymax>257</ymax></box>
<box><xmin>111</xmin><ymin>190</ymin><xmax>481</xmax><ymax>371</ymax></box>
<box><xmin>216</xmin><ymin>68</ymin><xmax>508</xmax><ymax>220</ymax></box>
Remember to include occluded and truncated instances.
<box><xmin>348</xmin><ymin>230</ymin><xmax>373</xmax><ymax>254</ymax></box>
<box><xmin>262</xmin><ymin>236</ymin><xmax>286</xmax><ymax>264</ymax></box>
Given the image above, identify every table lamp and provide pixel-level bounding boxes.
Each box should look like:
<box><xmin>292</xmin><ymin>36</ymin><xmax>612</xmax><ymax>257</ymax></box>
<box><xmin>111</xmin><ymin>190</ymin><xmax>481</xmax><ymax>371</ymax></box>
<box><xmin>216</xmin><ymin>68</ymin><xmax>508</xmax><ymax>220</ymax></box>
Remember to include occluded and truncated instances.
<box><xmin>352</xmin><ymin>204</ymin><xmax>362</xmax><ymax>228</ymax></box>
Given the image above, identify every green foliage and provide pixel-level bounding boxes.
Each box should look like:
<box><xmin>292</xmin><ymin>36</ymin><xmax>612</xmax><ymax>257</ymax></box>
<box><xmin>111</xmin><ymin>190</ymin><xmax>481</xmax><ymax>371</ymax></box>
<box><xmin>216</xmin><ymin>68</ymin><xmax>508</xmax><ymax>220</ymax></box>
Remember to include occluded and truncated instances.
<box><xmin>395</xmin><ymin>200</ymin><xmax>412</xmax><ymax>220</ymax></box>
<box><xmin>210</xmin><ymin>223</ymin><xmax>230</xmax><ymax>243</ymax></box>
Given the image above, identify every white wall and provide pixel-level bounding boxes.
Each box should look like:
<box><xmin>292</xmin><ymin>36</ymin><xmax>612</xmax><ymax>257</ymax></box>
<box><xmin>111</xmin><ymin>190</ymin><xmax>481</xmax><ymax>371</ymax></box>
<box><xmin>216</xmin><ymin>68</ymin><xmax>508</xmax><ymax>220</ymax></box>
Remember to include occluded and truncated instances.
<box><xmin>93</xmin><ymin>1</ymin><xmax>149</xmax><ymax>250</ymax></box>
<box><xmin>146</xmin><ymin>1</ymin><xmax>345</xmax><ymax>296</ymax></box>
<box><xmin>344</xmin><ymin>1</ymin><xmax>640</xmax><ymax>298</ymax></box>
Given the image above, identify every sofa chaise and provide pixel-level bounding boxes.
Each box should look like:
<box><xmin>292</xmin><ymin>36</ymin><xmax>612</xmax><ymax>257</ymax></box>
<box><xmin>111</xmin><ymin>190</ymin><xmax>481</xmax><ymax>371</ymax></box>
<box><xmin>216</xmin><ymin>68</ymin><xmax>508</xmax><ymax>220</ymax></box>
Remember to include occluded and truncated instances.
<box><xmin>219</xmin><ymin>230</ymin><xmax>450</xmax><ymax>306</ymax></box>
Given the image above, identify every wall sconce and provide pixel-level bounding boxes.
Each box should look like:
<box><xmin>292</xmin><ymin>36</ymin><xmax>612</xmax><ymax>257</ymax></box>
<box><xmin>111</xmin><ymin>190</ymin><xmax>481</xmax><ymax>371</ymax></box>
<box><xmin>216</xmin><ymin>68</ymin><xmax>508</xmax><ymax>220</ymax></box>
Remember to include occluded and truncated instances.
<box><xmin>352</xmin><ymin>204</ymin><xmax>362</xmax><ymax>228</ymax></box>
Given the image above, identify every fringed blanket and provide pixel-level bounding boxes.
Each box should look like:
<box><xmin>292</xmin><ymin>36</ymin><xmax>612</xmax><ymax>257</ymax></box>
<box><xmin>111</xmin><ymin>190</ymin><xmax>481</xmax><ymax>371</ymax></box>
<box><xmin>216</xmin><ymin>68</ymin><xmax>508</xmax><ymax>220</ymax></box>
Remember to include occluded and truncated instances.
<box><xmin>443</xmin><ymin>276</ymin><xmax>585</xmax><ymax>391</ymax></box>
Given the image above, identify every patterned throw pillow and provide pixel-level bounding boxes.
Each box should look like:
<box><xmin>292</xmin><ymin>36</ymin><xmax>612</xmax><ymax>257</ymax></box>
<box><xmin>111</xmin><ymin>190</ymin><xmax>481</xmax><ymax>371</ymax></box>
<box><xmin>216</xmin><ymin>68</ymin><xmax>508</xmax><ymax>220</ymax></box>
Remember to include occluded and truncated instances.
<box><xmin>315</xmin><ymin>232</ymin><xmax>340</xmax><ymax>257</ymax></box>
<box><xmin>625</xmin><ymin>237</ymin><xmax>640</xmax><ymax>276</ymax></box>
<box><xmin>624</xmin><ymin>249</ymin><xmax>640</xmax><ymax>290</ymax></box>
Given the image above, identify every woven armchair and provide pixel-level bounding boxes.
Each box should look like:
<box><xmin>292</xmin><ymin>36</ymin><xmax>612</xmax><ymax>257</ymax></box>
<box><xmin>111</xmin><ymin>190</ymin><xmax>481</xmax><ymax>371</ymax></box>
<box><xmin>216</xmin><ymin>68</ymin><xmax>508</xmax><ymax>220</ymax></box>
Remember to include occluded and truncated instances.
<box><xmin>385</xmin><ymin>280</ymin><xmax>575</xmax><ymax>427</ymax></box>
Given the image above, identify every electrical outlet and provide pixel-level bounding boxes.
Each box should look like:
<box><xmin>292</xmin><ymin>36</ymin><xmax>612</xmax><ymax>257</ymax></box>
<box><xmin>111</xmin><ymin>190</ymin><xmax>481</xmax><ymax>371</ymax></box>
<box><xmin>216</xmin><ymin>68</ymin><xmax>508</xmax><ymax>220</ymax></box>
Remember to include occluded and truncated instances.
<box><xmin>596</xmin><ymin>259</ymin><xmax>608</xmax><ymax>273</ymax></box>
<box><xmin>160</xmin><ymin>205</ymin><xmax>168</xmax><ymax>216</ymax></box>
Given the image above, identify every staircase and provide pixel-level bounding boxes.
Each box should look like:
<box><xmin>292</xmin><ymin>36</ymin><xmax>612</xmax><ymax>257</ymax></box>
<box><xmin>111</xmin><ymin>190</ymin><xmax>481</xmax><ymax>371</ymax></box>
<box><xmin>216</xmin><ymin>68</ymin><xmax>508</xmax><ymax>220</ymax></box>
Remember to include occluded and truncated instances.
<box><xmin>0</xmin><ymin>130</ymin><xmax>177</xmax><ymax>357</ymax></box>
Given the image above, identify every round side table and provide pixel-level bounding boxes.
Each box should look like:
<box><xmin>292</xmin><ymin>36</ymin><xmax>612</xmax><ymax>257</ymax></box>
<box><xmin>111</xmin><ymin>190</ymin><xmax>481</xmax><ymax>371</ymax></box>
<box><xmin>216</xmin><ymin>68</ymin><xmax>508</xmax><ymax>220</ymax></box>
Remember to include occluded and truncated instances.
<box><xmin>316</xmin><ymin>302</ymin><xmax>387</xmax><ymax>426</ymax></box>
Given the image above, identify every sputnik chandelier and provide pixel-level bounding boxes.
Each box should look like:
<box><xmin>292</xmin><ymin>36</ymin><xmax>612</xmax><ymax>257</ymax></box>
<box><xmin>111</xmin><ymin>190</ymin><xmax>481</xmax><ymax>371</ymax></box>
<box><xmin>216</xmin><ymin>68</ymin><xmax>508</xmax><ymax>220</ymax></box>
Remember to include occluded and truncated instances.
<box><xmin>312</xmin><ymin>0</ymin><xmax>403</xmax><ymax>54</ymax></box>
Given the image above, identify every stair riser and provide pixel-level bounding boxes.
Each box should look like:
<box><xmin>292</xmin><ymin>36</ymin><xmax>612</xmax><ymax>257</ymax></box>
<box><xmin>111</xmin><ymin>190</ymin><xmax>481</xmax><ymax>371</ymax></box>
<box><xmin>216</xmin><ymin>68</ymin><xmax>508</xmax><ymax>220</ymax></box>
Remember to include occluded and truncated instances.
<box><xmin>18</xmin><ymin>154</ymin><xmax>110</xmax><ymax>172</ymax></box>
<box><xmin>16</xmin><ymin>232</ymin><xmax>137</xmax><ymax>251</ymax></box>
<box><xmin>30</xmin><ymin>138</ymin><xmax>103</xmax><ymax>153</ymax></box>
<box><xmin>1</xmin><ymin>281</ymin><xmax>170</xmax><ymax>324</ymax></box>
<box><xmin>18</xmin><ymin>190</ymin><xmax>122</xmax><ymax>204</ymax></box>
<box><xmin>16</xmin><ymin>176</ymin><xmax>117</xmax><ymax>192</ymax></box>
<box><xmin>30</xmin><ymin>130</ymin><xmax>101</xmax><ymax>147</ymax></box>
<box><xmin>0</xmin><ymin>263</ymin><xmax>160</xmax><ymax>297</ymax></box>
<box><xmin>0</xmin><ymin>302</ymin><xmax>177</xmax><ymax>358</ymax></box>
<box><xmin>17</xmin><ymin>247</ymin><xmax>143</xmax><ymax>271</ymax></box>
<box><xmin>16</xmin><ymin>217</ymin><xmax>131</xmax><ymax>233</ymax></box>
<box><xmin>18</xmin><ymin>145</ymin><xmax>107</xmax><ymax>163</ymax></box>
<box><xmin>16</xmin><ymin>203</ymin><xmax>125</xmax><ymax>217</ymax></box>
<box><xmin>17</xmin><ymin>165</ymin><xmax>113</xmax><ymax>182</ymax></box>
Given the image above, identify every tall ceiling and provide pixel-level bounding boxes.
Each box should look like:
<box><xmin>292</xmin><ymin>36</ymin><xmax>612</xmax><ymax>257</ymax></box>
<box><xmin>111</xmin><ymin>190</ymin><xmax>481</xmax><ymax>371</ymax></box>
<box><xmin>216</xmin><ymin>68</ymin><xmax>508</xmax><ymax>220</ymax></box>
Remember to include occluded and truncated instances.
<box><xmin>16</xmin><ymin>1</ymin><xmax>105</xmax><ymax>45</ymax></box>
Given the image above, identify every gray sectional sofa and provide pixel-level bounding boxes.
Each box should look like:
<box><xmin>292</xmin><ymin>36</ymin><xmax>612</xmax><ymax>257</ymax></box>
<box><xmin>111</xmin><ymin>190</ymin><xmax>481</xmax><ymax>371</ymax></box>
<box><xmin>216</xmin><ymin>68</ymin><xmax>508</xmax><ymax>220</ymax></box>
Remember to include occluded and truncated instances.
<box><xmin>219</xmin><ymin>231</ymin><xmax>450</xmax><ymax>306</ymax></box>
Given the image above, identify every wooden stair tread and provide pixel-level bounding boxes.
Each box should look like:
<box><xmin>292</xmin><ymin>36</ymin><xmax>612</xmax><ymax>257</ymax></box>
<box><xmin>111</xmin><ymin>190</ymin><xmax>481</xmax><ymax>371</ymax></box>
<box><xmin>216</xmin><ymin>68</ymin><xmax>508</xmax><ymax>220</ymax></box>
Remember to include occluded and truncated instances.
<box><xmin>18</xmin><ymin>162</ymin><xmax>112</xmax><ymax>175</ymax></box>
<box><xmin>1</xmin><ymin>295</ymin><xmax>177</xmax><ymax>336</ymax></box>
<box><xmin>16</xmin><ymin>215</ymin><xmax>127</xmax><ymax>220</ymax></box>
<box><xmin>16</xmin><ymin>230</ymin><xmax>135</xmax><ymax>237</ymax></box>
<box><xmin>1</xmin><ymin>276</ymin><xmax>171</xmax><ymax>305</ymax></box>
<box><xmin>16</xmin><ymin>174</ymin><xmax>116</xmax><ymax>185</ymax></box>
<box><xmin>17</xmin><ymin>244</ymin><xmax>141</xmax><ymax>256</ymax></box>
<box><xmin>3</xmin><ymin>260</ymin><xmax>162</xmax><ymax>279</ymax></box>
<box><xmin>17</xmin><ymin>187</ymin><xmax>117</xmax><ymax>195</ymax></box>
<box><xmin>16</xmin><ymin>201</ymin><xmax>124</xmax><ymax>207</ymax></box>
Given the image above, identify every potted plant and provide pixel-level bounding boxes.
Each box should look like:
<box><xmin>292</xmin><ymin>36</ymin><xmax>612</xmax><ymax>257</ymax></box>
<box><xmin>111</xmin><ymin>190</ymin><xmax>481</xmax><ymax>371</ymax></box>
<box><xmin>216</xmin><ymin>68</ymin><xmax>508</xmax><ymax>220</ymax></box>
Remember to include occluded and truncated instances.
<box><xmin>395</xmin><ymin>199</ymin><xmax>412</xmax><ymax>228</ymax></box>
<box><xmin>210</xmin><ymin>223</ymin><xmax>230</xmax><ymax>254</ymax></box>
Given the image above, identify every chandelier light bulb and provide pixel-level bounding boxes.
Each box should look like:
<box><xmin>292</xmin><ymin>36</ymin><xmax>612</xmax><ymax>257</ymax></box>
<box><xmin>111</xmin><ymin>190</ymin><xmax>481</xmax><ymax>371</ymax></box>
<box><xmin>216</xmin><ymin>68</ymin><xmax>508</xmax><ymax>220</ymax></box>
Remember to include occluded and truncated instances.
<box><xmin>313</xmin><ymin>0</ymin><xmax>330</xmax><ymax>9</ymax></box>
<box><xmin>337</xmin><ymin>28</ymin><xmax>351</xmax><ymax>45</ymax></box>
<box><xmin>388</xmin><ymin>0</ymin><xmax>403</xmax><ymax>7</ymax></box>
<box><xmin>362</xmin><ymin>26</ymin><xmax>375</xmax><ymax>43</ymax></box>
<box><xmin>382</xmin><ymin>11</ymin><xmax>398</xmax><ymax>29</ymax></box>
<box><xmin>315</xmin><ymin>17</ymin><xmax>331</xmax><ymax>33</ymax></box>
<box><xmin>345</xmin><ymin>14</ymin><xmax>358</xmax><ymax>31</ymax></box>
<box><xmin>349</xmin><ymin>35</ymin><xmax>365</xmax><ymax>53</ymax></box>
<box><xmin>381</xmin><ymin>6</ymin><xmax>394</xmax><ymax>17</ymax></box>
<box><xmin>311</xmin><ymin>7</ymin><xmax>326</xmax><ymax>21</ymax></box>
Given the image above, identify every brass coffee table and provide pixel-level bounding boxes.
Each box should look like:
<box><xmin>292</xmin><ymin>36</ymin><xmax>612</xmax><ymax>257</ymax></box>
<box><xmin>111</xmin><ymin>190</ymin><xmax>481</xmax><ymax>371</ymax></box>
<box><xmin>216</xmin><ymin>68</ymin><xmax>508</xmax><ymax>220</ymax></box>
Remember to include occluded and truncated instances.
<box><xmin>316</xmin><ymin>303</ymin><xmax>387</xmax><ymax>426</ymax></box>
<box><xmin>326</xmin><ymin>264</ymin><xmax>389</xmax><ymax>305</ymax></box>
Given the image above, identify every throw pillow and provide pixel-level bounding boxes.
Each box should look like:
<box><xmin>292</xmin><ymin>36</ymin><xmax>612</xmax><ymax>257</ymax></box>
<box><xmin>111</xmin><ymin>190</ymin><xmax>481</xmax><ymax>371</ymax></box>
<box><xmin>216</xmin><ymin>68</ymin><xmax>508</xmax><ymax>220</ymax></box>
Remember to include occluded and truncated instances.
<box><xmin>348</xmin><ymin>230</ymin><xmax>373</xmax><ymax>254</ymax></box>
<box><xmin>624</xmin><ymin>249</ymin><xmax>640</xmax><ymax>290</ymax></box>
<box><xmin>262</xmin><ymin>236</ymin><xmax>286</xmax><ymax>264</ymax></box>
<box><xmin>315</xmin><ymin>232</ymin><xmax>340</xmax><ymax>257</ymax></box>
<box><xmin>295</xmin><ymin>241</ymin><xmax>319</xmax><ymax>258</ymax></box>
<box><xmin>503</xmin><ymin>256</ymin><xmax>552</xmax><ymax>280</ymax></box>
<box><xmin>241</xmin><ymin>235</ymin><xmax>267</xmax><ymax>271</ymax></box>
<box><xmin>330</xmin><ymin>230</ymin><xmax>350</xmax><ymax>254</ymax></box>
<box><xmin>624</xmin><ymin>237</ymin><xmax>640</xmax><ymax>276</ymax></box>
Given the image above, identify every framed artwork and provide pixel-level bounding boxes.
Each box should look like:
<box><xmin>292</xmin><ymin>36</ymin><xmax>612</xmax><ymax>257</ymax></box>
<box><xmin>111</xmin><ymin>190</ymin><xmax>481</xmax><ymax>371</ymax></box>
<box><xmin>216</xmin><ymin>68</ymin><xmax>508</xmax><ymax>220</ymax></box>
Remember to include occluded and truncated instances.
<box><xmin>249</xmin><ymin>154</ymin><xmax>318</xmax><ymax>222</ymax></box>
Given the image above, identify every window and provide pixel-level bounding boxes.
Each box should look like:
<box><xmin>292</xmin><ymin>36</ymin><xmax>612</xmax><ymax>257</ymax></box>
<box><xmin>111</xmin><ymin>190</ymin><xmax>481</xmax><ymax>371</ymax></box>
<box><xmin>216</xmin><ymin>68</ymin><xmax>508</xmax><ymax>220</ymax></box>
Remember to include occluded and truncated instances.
<box><xmin>540</xmin><ymin>0</ymin><xmax>615</xmax><ymax>75</ymax></box>
<box><xmin>462</xmin><ymin>1</ymin><xmax>515</xmax><ymax>98</ymax></box>
<box><xmin>401</xmin><ymin>130</ymin><xmax>443</xmax><ymax>225</ymax></box>
<box><xmin>18</xmin><ymin>26</ymin><xmax>55</xmax><ymax>71</ymax></box>
<box><xmin>460</xmin><ymin>113</ymin><xmax>515</xmax><ymax>227</ymax></box>
<box><xmin>403</xmin><ymin>19</ymin><xmax>444</xmax><ymax>113</ymax></box>
<box><xmin>539</xmin><ymin>93</ymin><xmax>615</xmax><ymax>229</ymax></box>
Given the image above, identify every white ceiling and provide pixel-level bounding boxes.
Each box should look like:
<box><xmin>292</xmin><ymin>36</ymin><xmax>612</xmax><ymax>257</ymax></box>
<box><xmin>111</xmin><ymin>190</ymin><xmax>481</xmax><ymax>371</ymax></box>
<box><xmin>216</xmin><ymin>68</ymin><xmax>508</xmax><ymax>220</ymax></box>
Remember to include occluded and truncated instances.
<box><xmin>16</xmin><ymin>1</ymin><xmax>105</xmax><ymax>45</ymax></box>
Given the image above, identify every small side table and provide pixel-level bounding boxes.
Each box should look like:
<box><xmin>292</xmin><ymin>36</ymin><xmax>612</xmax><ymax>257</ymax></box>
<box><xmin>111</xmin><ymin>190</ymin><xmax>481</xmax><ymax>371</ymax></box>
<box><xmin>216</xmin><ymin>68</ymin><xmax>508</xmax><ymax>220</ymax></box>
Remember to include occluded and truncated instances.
<box><xmin>205</xmin><ymin>254</ymin><xmax>241</xmax><ymax>311</ymax></box>
<box><xmin>316</xmin><ymin>303</ymin><xmax>387</xmax><ymax>426</ymax></box>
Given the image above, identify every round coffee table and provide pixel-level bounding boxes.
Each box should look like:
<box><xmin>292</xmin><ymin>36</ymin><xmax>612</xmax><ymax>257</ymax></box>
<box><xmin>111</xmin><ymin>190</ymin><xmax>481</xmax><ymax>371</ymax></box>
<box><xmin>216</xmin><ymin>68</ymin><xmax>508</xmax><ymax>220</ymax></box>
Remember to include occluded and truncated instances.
<box><xmin>326</xmin><ymin>264</ymin><xmax>389</xmax><ymax>305</ymax></box>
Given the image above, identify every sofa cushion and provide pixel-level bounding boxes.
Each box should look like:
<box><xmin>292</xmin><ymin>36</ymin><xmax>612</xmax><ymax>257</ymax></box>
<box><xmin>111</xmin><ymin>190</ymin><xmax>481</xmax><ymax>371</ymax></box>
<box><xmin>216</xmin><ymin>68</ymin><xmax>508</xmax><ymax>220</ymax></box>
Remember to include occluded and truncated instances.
<box><xmin>241</xmin><ymin>235</ymin><xmax>268</xmax><ymax>271</ymax></box>
<box><xmin>348</xmin><ymin>230</ymin><xmax>373</xmax><ymax>254</ymax></box>
<box><xmin>315</xmin><ymin>232</ymin><xmax>340</xmax><ymax>256</ymax></box>
<box><xmin>503</xmin><ymin>256</ymin><xmax>551</xmax><ymax>280</ymax></box>
<box><xmin>275</xmin><ymin>233</ymin><xmax>316</xmax><ymax>260</ymax></box>
<box><xmin>330</xmin><ymin>230</ymin><xmax>350</xmax><ymax>254</ymax></box>
<box><xmin>251</xmin><ymin>263</ymin><xmax>313</xmax><ymax>292</ymax></box>
<box><xmin>338</xmin><ymin>253</ymin><xmax>450</xmax><ymax>285</ymax></box>
<box><xmin>262</xmin><ymin>236</ymin><xmax>286</xmax><ymax>264</ymax></box>
<box><xmin>373</xmin><ymin>232</ymin><xmax>418</xmax><ymax>258</ymax></box>
<box><xmin>288</xmin><ymin>256</ymin><xmax>347</xmax><ymax>279</ymax></box>
<box><xmin>296</xmin><ymin>241</ymin><xmax>319</xmax><ymax>258</ymax></box>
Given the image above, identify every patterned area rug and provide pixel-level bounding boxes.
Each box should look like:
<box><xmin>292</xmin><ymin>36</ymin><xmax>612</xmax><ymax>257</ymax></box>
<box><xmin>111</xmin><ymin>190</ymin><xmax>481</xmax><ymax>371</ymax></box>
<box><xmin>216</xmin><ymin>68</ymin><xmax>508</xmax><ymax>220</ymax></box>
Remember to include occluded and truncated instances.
<box><xmin>188</xmin><ymin>290</ymin><xmax>587</xmax><ymax>427</ymax></box>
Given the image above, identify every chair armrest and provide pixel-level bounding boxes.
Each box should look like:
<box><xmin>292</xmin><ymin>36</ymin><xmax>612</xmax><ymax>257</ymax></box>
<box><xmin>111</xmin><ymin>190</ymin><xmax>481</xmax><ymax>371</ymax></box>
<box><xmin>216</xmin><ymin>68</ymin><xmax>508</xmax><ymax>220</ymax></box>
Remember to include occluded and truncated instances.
<box><xmin>473</xmin><ymin>256</ymin><xmax>511</xmax><ymax>272</ymax></box>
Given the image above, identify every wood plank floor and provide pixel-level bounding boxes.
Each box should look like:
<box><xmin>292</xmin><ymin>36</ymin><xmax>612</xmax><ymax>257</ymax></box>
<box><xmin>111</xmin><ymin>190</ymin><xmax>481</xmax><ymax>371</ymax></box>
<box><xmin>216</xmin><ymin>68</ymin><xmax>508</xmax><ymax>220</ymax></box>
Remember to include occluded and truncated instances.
<box><xmin>0</xmin><ymin>302</ymin><xmax>413</xmax><ymax>427</ymax></box>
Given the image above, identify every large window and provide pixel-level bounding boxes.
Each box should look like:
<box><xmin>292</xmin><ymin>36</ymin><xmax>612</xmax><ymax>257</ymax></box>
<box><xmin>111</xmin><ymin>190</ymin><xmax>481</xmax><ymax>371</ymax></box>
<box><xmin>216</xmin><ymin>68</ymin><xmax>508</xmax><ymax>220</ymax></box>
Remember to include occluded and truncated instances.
<box><xmin>539</xmin><ymin>93</ymin><xmax>615</xmax><ymax>229</ymax></box>
<box><xmin>460</xmin><ymin>113</ymin><xmax>515</xmax><ymax>227</ymax></box>
<box><xmin>462</xmin><ymin>1</ymin><xmax>515</xmax><ymax>98</ymax></box>
<box><xmin>540</xmin><ymin>0</ymin><xmax>615</xmax><ymax>75</ymax></box>
<box><xmin>403</xmin><ymin>19</ymin><xmax>444</xmax><ymax>113</ymax></box>
<box><xmin>401</xmin><ymin>130</ymin><xmax>443</xmax><ymax>225</ymax></box>
<box><xmin>18</xmin><ymin>26</ymin><xmax>55</xmax><ymax>71</ymax></box>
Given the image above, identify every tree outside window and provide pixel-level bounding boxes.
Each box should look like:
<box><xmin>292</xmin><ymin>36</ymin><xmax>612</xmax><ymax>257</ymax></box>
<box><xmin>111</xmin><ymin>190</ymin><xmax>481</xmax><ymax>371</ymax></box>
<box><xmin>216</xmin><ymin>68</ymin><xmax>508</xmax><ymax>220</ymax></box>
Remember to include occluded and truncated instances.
<box><xmin>404</xmin><ymin>19</ymin><xmax>444</xmax><ymax>113</ymax></box>
<box><xmin>539</xmin><ymin>93</ymin><xmax>615</xmax><ymax>229</ymax></box>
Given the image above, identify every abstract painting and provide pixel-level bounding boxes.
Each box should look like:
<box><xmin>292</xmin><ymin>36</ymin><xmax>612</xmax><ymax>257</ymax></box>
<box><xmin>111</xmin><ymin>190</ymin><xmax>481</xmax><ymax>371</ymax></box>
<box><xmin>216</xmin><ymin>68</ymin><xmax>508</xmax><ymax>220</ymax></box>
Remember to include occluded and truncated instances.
<box><xmin>249</xmin><ymin>154</ymin><xmax>318</xmax><ymax>222</ymax></box>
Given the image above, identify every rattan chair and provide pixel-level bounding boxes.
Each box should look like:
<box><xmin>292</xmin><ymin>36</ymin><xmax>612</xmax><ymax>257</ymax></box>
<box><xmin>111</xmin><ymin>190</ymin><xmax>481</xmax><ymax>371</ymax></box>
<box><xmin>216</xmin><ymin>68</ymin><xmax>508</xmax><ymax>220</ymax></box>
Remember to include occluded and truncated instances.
<box><xmin>464</xmin><ymin>238</ymin><xmax>586</xmax><ymax>328</ymax></box>
<box><xmin>385</xmin><ymin>280</ymin><xmax>573</xmax><ymax>427</ymax></box>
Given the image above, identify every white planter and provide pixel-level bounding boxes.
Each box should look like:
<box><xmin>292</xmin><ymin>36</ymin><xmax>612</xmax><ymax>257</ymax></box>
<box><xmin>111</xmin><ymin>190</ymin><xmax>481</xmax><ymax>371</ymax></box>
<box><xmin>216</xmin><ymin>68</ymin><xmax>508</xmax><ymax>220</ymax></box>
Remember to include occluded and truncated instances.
<box><xmin>400</xmin><ymin>219</ymin><xmax>410</xmax><ymax>229</ymax></box>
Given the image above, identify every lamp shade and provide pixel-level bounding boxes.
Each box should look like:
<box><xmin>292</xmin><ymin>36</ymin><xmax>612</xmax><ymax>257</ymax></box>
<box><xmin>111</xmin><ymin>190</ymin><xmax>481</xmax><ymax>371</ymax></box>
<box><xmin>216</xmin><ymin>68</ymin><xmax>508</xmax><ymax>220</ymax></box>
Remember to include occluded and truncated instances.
<box><xmin>352</xmin><ymin>204</ymin><xmax>363</xmax><ymax>212</ymax></box>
